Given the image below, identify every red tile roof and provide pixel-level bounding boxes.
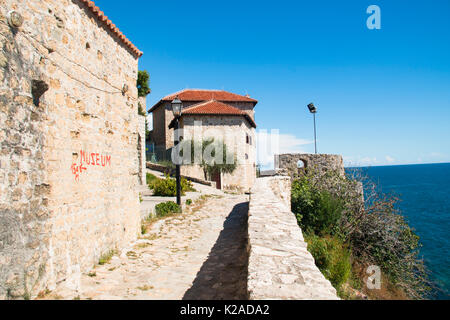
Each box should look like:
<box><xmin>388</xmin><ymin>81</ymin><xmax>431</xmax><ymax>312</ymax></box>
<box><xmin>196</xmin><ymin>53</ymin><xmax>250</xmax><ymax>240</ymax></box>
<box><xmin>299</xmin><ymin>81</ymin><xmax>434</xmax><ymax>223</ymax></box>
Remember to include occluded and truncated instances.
<box><xmin>150</xmin><ymin>89</ymin><xmax>257</xmax><ymax>112</ymax></box>
<box><xmin>183</xmin><ymin>100</ymin><xmax>245</xmax><ymax>115</ymax></box>
<box><xmin>181</xmin><ymin>100</ymin><xmax>256</xmax><ymax>128</ymax></box>
<box><xmin>79</xmin><ymin>0</ymin><xmax>143</xmax><ymax>58</ymax></box>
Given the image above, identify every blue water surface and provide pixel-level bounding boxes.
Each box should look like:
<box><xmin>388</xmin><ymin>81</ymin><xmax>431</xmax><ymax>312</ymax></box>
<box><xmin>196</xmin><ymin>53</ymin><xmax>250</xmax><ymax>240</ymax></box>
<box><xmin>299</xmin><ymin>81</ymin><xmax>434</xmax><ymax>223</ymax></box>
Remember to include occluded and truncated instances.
<box><xmin>347</xmin><ymin>163</ymin><xmax>450</xmax><ymax>300</ymax></box>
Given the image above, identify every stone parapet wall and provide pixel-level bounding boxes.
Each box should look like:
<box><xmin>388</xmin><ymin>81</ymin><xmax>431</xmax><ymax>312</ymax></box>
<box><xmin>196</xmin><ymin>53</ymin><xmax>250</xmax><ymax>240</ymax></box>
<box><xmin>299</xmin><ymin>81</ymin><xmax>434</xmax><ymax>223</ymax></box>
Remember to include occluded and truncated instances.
<box><xmin>276</xmin><ymin>153</ymin><xmax>345</xmax><ymax>178</ymax></box>
<box><xmin>247</xmin><ymin>177</ymin><xmax>338</xmax><ymax>300</ymax></box>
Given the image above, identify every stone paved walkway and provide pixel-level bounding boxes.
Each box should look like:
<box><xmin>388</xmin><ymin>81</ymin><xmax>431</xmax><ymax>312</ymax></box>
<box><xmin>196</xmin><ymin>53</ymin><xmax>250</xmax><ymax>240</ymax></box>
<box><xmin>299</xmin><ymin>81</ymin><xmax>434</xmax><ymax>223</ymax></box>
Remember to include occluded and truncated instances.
<box><xmin>46</xmin><ymin>193</ymin><xmax>249</xmax><ymax>300</ymax></box>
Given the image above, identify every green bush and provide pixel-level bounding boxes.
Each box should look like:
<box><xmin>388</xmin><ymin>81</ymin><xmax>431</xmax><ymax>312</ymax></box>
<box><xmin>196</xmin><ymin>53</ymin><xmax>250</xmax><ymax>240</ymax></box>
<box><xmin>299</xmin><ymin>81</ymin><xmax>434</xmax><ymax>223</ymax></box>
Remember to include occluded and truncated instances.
<box><xmin>186</xmin><ymin>199</ymin><xmax>193</xmax><ymax>206</ymax></box>
<box><xmin>152</xmin><ymin>175</ymin><xmax>195</xmax><ymax>197</ymax></box>
<box><xmin>181</xmin><ymin>177</ymin><xmax>196</xmax><ymax>192</ymax></box>
<box><xmin>291</xmin><ymin>168</ymin><xmax>431</xmax><ymax>299</ymax></box>
<box><xmin>155</xmin><ymin>201</ymin><xmax>181</xmax><ymax>217</ymax></box>
<box><xmin>146</xmin><ymin>173</ymin><xmax>160</xmax><ymax>189</ymax></box>
<box><xmin>153</xmin><ymin>178</ymin><xmax>177</xmax><ymax>196</ymax></box>
<box><xmin>137</xmin><ymin>70</ymin><xmax>151</xmax><ymax>97</ymax></box>
<box><xmin>292</xmin><ymin>178</ymin><xmax>344</xmax><ymax>236</ymax></box>
<box><xmin>305</xmin><ymin>234</ymin><xmax>351</xmax><ymax>289</ymax></box>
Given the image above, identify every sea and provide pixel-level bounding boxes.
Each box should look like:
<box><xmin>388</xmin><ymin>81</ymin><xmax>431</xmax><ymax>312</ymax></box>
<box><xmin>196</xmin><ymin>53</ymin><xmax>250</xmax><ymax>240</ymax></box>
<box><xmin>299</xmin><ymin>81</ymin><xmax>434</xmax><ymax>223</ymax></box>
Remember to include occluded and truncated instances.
<box><xmin>347</xmin><ymin>163</ymin><xmax>450</xmax><ymax>300</ymax></box>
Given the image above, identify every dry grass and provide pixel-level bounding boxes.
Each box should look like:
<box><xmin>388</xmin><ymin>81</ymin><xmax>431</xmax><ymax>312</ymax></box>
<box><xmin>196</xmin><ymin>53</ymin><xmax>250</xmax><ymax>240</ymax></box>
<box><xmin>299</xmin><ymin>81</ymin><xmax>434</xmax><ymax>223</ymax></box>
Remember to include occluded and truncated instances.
<box><xmin>135</xmin><ymin>242</ymin><xmax>152</xmax><ymax>249</ymax></box>
<box><xmin>351</xmin><ymin>262</ymin><xmax>409</xmax><ymax>300</ymax></box>
<box><xmin>98</xmin><ymin>249</ymin><xmax>118</xmax><ymax>265</ymax></box>
<box><xmin>137</xmin><ymin>285</ymin><xmax>154</xmax><ymax>291</ymax></box>
<box><xmin>126</xmin><ymin>251</ymin><xmax>138</xmax><ymax>260</ymax></box>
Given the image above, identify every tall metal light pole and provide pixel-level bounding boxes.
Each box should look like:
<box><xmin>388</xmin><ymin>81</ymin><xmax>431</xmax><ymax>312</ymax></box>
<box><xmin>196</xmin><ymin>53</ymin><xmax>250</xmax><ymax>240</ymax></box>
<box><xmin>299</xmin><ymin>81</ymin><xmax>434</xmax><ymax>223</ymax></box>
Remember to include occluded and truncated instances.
<box><xmin>171</xmin><ymin>96</ymin><xmax>182</xmax><ymax>206</ymax></box>
<box><xmin>307</xmin><ymin>103</ymin><xmax>318</xmax><ymax>154</ymax></box>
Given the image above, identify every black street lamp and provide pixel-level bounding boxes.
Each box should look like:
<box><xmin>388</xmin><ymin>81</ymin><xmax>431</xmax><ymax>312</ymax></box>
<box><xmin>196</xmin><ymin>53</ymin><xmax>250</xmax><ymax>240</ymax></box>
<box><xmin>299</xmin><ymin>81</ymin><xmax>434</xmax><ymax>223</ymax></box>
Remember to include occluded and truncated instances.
<box><xmin>307</xmin><ymin>103</ymin><xmax>318</xmax><ymax>154</ymax></box>
<box><xmin>171</xmin><ymin>96</ymin><xmax>182</xmax><ymax>206</ymax></box>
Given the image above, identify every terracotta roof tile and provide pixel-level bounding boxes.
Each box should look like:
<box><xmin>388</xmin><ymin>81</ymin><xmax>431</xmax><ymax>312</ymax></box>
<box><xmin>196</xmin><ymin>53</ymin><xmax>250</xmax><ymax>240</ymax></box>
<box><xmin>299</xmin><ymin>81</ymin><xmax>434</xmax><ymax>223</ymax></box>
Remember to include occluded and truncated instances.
<box><xmin>150</xmin><ymin>89</ymin><xmax>257</xmax><ymax>112</ymax></box>
<box><xmin>79</xmin><ymin>0</ymin><xmax>142</xmax><ymax>58</ymax></box>
<box><xmin>180</xmin><ymin>100</ymin><xmax>256</xmax><ymax>128</ymax></box>
<box><xmin>163</xmin><ymin>89</ymin><xmax>257</xmax><ymax>103</ymax></box>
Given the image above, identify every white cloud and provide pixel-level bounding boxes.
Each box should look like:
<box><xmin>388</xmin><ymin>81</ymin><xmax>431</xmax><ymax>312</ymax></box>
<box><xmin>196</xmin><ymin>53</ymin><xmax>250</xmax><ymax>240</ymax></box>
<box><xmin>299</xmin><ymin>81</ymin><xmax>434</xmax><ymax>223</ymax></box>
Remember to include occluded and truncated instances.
<box><xmin>360</xmin><ymin>157</ymin><xmax>379</xmax><ymax>166</ymax></box>
<box><xmin>344</xmin><ymin>156</ymin><xmax>380</xmax><ymax>167</ymax></box>
<box><xmin>430</xmin><ymin>152</ymin><xmax>442</xmax><ymax>157</ymax></box>
<box><xmin>278</xmin><ymin>135</ymin><xmax>312</xmax><ymax>153</ymax></box>
<box><xmin>385</xmin><ymin>155</ymin><xmax>395</xmax><ymax>163</ymax></box>
<box><xmin>256</xmin><ymin>130</ymin><xmax>313</xmax><ymax>169</ymax></box>
<box><xmin>345</xmin><ymin>155</ymin><xmax>402</xmax><ymax>167</ymax></box>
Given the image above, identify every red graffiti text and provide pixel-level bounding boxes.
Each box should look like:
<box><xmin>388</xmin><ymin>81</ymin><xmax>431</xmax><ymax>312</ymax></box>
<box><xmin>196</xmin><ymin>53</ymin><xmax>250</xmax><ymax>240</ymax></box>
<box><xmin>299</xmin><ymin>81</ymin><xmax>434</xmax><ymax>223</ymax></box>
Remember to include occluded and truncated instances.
<box><xmin>71</xmin><ymin>150</ymin><xmax>112</xmax><ymax>181</ymax></box>
<box><xmin>80</xmin><ymin>150</ymin><xmax>112</xmax><ymax>167</ymax></box>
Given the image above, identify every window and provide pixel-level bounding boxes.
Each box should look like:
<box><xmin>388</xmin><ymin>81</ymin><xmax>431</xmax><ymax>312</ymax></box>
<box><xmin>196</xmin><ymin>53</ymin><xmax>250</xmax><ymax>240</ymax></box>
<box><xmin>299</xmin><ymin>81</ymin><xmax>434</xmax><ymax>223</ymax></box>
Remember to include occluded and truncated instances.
<box><xmin>246</xmin><ymin>134</ymin><xmax>252</xmax><ymax>145</ymax></box>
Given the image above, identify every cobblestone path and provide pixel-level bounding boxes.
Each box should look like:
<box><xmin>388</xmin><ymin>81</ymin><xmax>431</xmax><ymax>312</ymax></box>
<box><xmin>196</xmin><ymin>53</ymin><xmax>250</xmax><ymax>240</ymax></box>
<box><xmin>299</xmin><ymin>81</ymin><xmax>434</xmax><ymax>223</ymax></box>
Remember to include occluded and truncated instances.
<box><xmin>46</xmin><ymin>194</ymin><xmax>250</xmax><ymax>300</ymax></box>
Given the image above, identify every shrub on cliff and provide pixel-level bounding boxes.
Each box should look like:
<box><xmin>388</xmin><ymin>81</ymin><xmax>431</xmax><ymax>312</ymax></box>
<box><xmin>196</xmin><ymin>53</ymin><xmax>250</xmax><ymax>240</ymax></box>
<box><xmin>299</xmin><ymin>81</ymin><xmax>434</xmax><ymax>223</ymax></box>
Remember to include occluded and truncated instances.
<box><xmin>305</xmin><ymin>234</ymin><xmax>352</xmax><ymax>289</ymax></box>
<box><xmin>291</xmin><ymin>168</ymin><xmax>431</xmax><ymax>299</ymax></box>
<box><xmin>292</xmin><ymin>178</ymin><xmax>344</xmax><ymax>236</ymax></box>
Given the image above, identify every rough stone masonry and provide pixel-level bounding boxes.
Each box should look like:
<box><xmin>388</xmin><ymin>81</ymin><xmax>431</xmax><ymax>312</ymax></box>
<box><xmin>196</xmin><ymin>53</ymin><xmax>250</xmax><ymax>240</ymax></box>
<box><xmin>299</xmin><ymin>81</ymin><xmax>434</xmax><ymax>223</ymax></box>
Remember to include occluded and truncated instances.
<box><xmin>247</xmin><ymin>176</ymin><xmax>338</xmax><ymax>300</ymax></box>
<box><xmin>0</xmin><ymin>0</ymin><xmax>143</xmax><ymax>299</ymax></box>
<box><xmin>276</xmin><ymin>153</ymin><xmax>346</xmax><ymax>178</ymax></box>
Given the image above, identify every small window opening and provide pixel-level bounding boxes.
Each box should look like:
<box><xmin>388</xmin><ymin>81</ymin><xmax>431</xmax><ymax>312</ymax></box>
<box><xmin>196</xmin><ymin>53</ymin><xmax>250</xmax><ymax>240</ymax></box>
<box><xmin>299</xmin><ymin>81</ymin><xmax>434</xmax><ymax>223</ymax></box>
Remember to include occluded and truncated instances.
<box><xmin>31</xmin><ymin>80</ymin><xmax>49</xmax><ymax>107</ymax></box>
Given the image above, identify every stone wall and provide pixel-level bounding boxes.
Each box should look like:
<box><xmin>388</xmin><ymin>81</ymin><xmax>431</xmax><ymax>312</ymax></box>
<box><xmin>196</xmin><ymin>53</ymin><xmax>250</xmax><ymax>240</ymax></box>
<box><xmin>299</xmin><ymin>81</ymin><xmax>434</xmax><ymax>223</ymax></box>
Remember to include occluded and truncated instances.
<box><xmin>247</xmin><ymin>177</ymin><xmax>338</xmax><ymax>300</ymax></box>
<box><xmin>138</xmin><ymin>115</ymin><xmax>146</xmax><ymax>185</ymax></box>
<box><xmin>276</xmin><ymin>153</ymin><xmax>345</xmax><ymax>178</ymax></box>
<box><xmin>0</xmin><ymin>0</ymin><xmax>141</xmax><ymax>299</ymax></box>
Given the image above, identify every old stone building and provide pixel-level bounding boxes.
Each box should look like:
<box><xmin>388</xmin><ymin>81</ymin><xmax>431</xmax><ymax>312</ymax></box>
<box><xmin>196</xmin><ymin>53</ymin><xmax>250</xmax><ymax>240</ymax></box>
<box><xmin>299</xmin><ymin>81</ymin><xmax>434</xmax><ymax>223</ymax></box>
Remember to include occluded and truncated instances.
<box><xmin>0</xmin><ymin>0</ymin><xmax>144</xmax><ymax>299</ymax></box>
<box><xmin>149</xmin><ymin>89</ymin><xmax>258</xmax><ymax>191</ymax></box>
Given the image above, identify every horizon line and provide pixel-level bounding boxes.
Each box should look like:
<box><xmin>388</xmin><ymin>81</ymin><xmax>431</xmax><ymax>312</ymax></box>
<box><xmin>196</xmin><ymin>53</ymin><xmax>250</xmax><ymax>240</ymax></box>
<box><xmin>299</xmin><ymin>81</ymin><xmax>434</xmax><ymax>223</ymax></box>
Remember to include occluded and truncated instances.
<box><xmin>345</xmin><ymin>161</ymin><xmax>450</xmax><ymax>168</ymax></box>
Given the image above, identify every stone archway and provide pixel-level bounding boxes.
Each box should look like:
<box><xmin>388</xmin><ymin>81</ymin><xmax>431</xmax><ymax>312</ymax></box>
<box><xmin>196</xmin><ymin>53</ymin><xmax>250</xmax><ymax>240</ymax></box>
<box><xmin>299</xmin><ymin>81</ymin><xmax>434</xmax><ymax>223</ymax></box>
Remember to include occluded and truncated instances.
<box><xmin>297</xmin><ymin>159</ymin><xmax>307</xmax><ymax>175</ymax></box>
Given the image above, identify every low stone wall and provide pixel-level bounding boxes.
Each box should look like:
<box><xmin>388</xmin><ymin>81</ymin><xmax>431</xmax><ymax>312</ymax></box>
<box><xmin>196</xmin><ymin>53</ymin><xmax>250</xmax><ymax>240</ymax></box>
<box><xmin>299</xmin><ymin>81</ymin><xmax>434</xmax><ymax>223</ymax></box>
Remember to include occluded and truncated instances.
<box><xmin>247</xmin><ymin>177</ymin><xmax>338</xmax><ymax>300</ymax></box>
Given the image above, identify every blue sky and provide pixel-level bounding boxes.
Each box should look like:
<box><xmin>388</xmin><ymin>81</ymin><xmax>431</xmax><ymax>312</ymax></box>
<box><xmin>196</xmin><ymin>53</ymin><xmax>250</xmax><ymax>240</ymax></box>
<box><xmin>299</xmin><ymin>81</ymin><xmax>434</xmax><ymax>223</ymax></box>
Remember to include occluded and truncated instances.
<box><xmin>95</xmin><ymin>0</ymin><xmax>450</xmax><ymax>167</ymax></box>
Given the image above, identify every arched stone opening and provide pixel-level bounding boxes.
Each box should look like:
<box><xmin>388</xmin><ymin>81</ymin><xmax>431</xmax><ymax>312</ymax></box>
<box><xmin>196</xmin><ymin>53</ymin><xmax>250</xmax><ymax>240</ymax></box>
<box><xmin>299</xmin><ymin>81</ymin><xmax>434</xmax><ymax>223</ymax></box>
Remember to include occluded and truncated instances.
<box><xmin>297</xmin><ymin>159</ymin><xmax>307</xmax><ymax>175</ymax></box>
